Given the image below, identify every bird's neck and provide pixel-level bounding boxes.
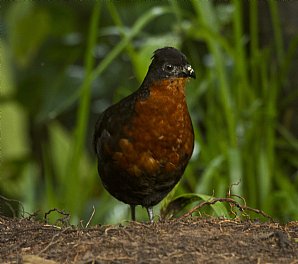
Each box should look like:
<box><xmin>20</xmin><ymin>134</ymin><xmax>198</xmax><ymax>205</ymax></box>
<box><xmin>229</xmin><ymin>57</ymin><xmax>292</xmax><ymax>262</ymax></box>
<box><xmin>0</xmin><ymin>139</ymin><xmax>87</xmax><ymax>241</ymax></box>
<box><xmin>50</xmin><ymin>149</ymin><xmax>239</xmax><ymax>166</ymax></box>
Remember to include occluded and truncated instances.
<box><xmin>146</xmin><ymin>78</ymin><xmax>188</xmax><ymax>98</ymax></box>
<box><xmin>134</xmin><ymin>78</ymin><xmax>190</xmax><ymax>117</ymax></box>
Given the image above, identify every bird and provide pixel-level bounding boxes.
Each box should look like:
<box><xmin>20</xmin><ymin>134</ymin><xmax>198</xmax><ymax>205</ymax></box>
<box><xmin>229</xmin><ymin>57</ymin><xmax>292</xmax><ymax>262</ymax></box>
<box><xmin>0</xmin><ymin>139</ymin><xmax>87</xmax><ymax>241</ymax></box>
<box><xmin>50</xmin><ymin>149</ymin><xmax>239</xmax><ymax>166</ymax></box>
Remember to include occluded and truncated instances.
<box><xmin>93</xmin><ymin>47</ymin><xmax>196</xmax><ymax>223</ymax></box>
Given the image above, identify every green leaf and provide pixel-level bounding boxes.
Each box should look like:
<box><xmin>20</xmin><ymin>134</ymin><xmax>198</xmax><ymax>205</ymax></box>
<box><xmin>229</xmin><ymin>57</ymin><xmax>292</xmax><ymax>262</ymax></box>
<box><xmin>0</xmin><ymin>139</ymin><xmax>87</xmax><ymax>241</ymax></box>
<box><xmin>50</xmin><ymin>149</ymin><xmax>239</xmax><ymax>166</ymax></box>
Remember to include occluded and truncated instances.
<box><xmin>6</xmin><ymin>2</ymin><xmax>50</xmax><ymax>67</ymax></box>
<box><xmin>161</xmin><ymin>193</ymin><xmax>230</xmax><ymax>219</ymax></box>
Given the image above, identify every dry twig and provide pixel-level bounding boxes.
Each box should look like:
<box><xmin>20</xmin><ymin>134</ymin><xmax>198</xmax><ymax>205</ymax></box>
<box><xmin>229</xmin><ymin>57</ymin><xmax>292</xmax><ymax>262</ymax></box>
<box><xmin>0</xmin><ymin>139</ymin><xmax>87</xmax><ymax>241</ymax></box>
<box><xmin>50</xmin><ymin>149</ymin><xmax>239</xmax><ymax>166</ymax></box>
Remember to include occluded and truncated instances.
<box><xmin>181</xmin><ymin>197</ymin><xmax>273</xmax><ymax>221</ymax></box>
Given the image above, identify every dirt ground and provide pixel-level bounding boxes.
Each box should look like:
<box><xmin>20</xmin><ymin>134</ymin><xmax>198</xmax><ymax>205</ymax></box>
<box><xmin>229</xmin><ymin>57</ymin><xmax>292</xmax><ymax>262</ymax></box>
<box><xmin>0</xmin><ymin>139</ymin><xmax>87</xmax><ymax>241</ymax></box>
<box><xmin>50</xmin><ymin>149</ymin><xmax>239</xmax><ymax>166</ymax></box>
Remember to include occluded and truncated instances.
<box><xmin>1</xmin><ymin>215</ymin><xmax>298</xmax><ymax>264</ymax></box>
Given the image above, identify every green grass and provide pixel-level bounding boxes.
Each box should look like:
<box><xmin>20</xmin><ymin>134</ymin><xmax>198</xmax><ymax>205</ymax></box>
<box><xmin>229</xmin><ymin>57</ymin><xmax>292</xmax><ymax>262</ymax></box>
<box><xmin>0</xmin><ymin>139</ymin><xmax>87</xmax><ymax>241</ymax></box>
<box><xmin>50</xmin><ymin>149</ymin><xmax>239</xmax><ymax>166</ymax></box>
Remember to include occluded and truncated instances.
<box><xmin>0</xmin><ymin>1</ymin><xmax>297</xmax><ymax>224</ymax></box>
<box><xmin>162</xmin><ymin>0</ymin><xmax>298</xmax><ymax>221</ymax></box>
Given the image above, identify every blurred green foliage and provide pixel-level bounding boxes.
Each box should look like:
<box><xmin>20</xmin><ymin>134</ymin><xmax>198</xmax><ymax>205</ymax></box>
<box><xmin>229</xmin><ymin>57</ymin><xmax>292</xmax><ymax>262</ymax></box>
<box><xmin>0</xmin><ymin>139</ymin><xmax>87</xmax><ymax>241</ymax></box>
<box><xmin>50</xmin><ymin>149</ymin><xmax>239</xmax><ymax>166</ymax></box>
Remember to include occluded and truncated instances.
<box><xmin>0</xmin><ymin>1</ymin><xmax>297</xmax><ymax>224</ymax></box>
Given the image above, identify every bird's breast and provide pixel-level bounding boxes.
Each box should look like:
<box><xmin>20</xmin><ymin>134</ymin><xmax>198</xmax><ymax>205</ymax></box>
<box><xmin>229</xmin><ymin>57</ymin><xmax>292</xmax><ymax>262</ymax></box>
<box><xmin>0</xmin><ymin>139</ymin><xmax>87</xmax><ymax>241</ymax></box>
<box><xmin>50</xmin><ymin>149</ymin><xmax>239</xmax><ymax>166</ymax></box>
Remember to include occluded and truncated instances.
<box><xmin>112</xmin><ymin>78</ymin><xmax>194</xmax><ymax>177</ymax></box>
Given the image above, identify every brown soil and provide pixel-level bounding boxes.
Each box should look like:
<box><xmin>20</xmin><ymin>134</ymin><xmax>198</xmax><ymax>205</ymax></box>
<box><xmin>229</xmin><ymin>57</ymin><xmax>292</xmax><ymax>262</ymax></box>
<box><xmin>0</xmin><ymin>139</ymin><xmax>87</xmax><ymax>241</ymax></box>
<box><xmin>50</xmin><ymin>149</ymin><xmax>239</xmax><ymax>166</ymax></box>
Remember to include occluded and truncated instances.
<box><xmin>1</xmin><ymin>216</ymin><xmax>298</xmax><ymax>264</ymax></box>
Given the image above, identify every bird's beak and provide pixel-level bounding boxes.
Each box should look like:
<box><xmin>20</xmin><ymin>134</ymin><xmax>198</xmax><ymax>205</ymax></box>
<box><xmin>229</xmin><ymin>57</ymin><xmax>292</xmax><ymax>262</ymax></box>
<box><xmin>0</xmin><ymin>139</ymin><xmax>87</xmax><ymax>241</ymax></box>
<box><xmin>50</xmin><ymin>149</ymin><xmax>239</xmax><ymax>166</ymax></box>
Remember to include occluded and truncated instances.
<box><xmin>182</xmin><ymin>64</ymin><xmax>196</xmax><ymax>79</ymax></box>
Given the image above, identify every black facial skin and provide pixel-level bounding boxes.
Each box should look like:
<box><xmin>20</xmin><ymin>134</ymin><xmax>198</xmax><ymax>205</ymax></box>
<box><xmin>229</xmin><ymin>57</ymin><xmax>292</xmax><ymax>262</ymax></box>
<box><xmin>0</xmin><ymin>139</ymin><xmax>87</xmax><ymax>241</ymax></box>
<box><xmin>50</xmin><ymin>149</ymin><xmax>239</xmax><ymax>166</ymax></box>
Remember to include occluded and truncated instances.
<box><xmin>162</xmin><ymin>62</ymin><xmax>196</xmax><ymax>79</ymax></box>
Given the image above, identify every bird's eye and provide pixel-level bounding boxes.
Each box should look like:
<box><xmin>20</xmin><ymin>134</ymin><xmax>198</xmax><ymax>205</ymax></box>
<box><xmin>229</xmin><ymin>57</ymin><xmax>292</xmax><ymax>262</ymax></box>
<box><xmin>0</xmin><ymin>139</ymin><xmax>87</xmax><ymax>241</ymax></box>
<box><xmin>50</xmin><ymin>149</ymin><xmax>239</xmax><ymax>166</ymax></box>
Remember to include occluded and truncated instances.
<box><xmin>165</xmin><ymin>64</ymin><xmax>174</xmax><ymax>72</ymax></box>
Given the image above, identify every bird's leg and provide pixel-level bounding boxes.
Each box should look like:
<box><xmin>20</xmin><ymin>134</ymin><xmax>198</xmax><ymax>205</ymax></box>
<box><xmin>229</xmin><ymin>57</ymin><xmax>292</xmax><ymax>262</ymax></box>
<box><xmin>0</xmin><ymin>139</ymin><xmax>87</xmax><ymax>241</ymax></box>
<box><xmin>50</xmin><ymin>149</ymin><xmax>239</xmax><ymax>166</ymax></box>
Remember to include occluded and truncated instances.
<box><xmin>130</xmin><ymin>205</ymin><xmax>136</xmax><ymax>221</ymax></box>
<box><xmin>146</xmin><ymin>207</ymin><xmax>154</xmax><ymax>223</ymax></box>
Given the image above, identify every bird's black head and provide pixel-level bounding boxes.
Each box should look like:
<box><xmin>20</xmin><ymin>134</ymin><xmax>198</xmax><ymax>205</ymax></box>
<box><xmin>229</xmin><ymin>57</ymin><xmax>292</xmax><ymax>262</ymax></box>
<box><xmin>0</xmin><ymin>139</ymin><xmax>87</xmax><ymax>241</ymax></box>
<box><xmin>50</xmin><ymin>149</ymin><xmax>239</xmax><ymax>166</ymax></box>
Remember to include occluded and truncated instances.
<box><xmin>145</xmin><ymin>47</ymin><xmax>196</xmax><ymax>82</ymax></box>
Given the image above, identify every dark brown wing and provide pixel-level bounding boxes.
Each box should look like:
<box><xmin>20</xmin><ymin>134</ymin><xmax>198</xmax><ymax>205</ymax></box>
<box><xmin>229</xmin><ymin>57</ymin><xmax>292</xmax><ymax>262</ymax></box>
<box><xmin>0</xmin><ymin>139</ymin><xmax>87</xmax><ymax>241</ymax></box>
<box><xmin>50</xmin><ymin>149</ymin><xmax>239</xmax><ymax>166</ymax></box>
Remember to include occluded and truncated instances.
<box><xmin>93</xmin><ymin>93</ymin><xmax>137</xmax><ymax>158</ymax></box>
